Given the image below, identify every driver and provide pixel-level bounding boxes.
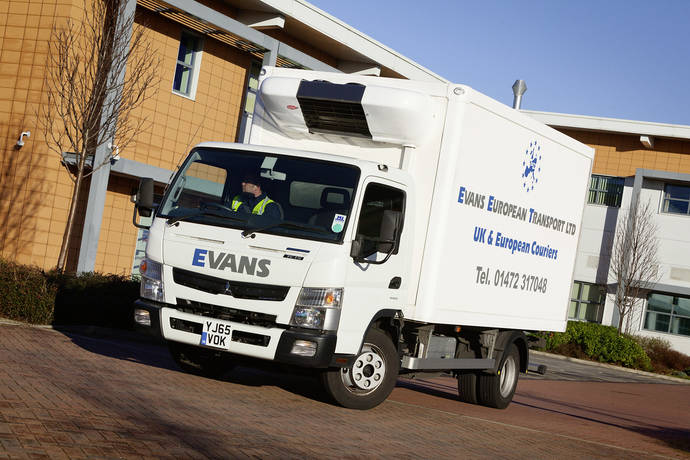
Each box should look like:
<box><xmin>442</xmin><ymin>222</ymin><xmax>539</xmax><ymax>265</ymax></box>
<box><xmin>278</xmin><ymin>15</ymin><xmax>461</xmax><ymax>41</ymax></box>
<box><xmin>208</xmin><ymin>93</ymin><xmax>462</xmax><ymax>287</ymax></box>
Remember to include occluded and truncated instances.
<box><xmin>231</xmin><ymin>173</ymin><xmax>281</xmax><ymax>219</ymax></box>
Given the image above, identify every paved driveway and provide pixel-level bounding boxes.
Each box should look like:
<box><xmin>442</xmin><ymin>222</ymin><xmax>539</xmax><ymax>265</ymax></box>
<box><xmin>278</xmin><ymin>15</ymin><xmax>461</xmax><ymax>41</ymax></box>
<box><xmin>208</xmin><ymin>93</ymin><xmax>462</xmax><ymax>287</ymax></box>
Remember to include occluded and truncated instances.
<box><xmin>0</xmin><ymin>323</ymin><xmax>688</xmax><ymax>459</ymax></box>
<box><xmin>526</xmin><ymin>351</ymin><xmax>686</xmax><ymax>383</ymax></box>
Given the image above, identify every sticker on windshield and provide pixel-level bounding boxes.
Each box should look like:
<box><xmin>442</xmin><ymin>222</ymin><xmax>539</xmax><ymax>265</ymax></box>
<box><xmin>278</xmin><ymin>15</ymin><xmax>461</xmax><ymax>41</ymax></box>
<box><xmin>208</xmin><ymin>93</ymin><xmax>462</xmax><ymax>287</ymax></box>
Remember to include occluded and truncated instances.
<box><xmin>331</xmin><ymin>214</ymin><xmax>346</xmax><ymax>233</ymax></box>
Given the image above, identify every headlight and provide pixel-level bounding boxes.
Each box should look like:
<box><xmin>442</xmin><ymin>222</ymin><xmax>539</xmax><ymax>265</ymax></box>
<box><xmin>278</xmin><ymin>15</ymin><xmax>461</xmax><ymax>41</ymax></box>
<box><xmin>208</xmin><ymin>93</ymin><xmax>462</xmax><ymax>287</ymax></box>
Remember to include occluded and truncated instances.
<box><xmin>140</xmin><ymin>259</ymin><xmax>164</xmax><ymax>302</ymax></box>
<box><xmin>290</xmin><ymin>288</ymin><xmax>343</xmax><ymax>330</ymax></box>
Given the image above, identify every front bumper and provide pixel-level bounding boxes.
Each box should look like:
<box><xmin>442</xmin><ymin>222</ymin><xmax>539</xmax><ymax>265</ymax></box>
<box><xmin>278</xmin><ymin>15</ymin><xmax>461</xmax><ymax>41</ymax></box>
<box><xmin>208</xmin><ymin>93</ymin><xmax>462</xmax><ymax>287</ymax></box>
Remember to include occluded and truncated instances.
<box><xmin>134</xmin><ymin>298</ymin><xmax>340</xmax><ymax>368</ymax></box>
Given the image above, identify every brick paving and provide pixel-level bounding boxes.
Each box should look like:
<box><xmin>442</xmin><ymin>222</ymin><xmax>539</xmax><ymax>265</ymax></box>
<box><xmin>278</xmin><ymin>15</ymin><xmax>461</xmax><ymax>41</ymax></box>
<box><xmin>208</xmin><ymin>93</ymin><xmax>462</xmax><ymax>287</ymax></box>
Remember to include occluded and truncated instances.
<box><xmin>0</xmin><ymin>323</ymin><xmax>688</xmax><ymax>459</ymax></box>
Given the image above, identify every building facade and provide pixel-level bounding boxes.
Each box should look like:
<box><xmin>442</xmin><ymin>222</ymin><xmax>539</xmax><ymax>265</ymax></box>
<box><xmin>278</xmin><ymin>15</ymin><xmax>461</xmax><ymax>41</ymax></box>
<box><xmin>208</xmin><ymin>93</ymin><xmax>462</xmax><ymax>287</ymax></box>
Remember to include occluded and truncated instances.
<box><xmin>0</xmin><ymin>0</ymin><xmax>444</xmax><ymax>275</ymax></box>
<box><xmin>528</xmin><ymin>112</ymin><xmax>690</xmax><ymax>354</ymax></box>
<box><xmin>1</xmin><ymin>1</ymin><xmax>689</xmax><ymax>352</ymax></box>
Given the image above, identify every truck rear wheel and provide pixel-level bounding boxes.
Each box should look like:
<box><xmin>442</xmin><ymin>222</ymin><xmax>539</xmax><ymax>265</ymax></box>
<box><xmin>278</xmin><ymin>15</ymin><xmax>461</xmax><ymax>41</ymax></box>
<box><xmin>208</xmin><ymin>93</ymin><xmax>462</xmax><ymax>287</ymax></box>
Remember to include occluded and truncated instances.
<box><xmin>168</xmin><ymin>341</ymin><xmax>234</xmax><ymax>379</ymax></box>
<box><xmin>456</xmin><ymin>371</ymin><xmax>479</xmax><ymax>404</ymax></box>
<box><xmin>321</xmin><ymin>328</ymin><xmax>399</xmax><ymax>410</ymax></box>
<box><xmin>477</xmin><ymin>343</ymin><xmax>519</xmax><ymax>409</ymax></box>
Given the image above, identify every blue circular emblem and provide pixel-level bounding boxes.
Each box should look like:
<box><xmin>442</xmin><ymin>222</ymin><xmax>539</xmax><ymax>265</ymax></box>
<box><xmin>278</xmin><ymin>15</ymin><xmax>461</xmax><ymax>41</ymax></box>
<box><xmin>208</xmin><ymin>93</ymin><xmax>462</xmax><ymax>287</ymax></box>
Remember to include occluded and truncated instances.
<box><xmin>522</xmin><ymin>141</ymin><xmax>541</xmax><ymax>192</ymax></box>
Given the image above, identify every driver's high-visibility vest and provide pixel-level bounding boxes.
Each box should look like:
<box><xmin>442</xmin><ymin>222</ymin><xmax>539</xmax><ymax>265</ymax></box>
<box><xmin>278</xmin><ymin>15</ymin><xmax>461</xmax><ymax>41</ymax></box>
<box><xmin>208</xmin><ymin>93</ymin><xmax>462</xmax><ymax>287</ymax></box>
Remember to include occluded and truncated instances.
<box><xmin>231</xmin><ymin>195</ymin><xmax>275</xmax><ymax>215</ymax></box>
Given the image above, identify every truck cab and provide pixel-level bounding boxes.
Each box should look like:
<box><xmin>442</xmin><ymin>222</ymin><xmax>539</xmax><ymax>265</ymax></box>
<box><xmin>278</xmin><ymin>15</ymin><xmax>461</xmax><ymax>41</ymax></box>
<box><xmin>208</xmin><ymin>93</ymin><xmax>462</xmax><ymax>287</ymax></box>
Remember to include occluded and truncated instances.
<box><xmin>135</xmin><ymin>142</ymin><xmax>414</xmax><ymax>408</ymax></box>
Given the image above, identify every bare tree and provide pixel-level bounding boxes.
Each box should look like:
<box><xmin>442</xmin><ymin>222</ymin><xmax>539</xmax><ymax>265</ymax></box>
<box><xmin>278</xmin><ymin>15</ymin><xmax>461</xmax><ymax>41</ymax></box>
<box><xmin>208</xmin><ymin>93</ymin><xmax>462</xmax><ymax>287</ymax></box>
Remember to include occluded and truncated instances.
<box><xmin>39</xmin><ymin>0</ymin><xmax>158</xmax><ymax>271</ymax></box>
<box><xmin>610</xmin><ymin>199</ymin><xmax>661</xmax><ymax>333</ymax></box>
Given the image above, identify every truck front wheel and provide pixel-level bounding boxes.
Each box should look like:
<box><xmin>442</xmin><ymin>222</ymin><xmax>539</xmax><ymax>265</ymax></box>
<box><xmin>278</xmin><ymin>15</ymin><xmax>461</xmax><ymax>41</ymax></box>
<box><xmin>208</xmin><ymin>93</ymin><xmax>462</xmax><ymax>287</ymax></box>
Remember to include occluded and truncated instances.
<box><xmin>477</xmin><ymin>343</ymin><xmax>520</xmax><ymax>409</ymax></box>
<box><xmin>321</xmin><ymin>328</ymin><xmax>399</xmax><ymax>410</ymax></box>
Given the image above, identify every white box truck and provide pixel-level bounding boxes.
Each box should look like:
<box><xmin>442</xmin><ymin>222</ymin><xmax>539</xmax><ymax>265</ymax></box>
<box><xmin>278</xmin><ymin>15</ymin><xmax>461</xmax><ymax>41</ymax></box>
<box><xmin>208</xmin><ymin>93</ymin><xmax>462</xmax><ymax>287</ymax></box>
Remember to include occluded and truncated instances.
<box><xmin>133</xmin><ymin>67</ymin><xmax>594</xmax><ymax>409</ymax></box>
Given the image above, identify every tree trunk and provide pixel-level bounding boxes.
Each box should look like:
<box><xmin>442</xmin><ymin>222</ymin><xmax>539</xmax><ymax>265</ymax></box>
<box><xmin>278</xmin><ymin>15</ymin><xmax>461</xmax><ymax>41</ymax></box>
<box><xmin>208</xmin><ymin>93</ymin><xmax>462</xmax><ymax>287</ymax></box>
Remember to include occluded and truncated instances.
<box><xmin>56</xmin><ymin>167</ymin><xmax>85</xmax><ymax>272</ymax></box>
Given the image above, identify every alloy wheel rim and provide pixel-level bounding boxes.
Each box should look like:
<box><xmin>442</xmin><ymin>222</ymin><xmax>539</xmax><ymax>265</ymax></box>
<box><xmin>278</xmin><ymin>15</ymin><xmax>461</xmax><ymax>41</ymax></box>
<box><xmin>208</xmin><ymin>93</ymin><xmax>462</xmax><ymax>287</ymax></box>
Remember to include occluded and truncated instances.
<box><xmin>499</xmin><ymin>354</ymin><xmax>517</xmax><ymax>398</ymax></box>
<box><xmin>341</xmin><ymin>343</ymin><xmax>386</xmax><ymax>394</ymax></box>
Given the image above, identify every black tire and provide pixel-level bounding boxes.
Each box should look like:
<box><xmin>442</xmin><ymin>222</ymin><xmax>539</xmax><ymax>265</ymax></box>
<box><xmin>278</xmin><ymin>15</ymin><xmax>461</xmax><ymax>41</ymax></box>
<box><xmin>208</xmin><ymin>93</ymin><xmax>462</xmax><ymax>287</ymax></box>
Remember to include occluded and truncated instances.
<box><xmin>457</xmin><ymin>371</ymin><xmax>479</xmax><ymax>404</ymax></box>
<box><xmin>477</xmin><ymin>343</ymin><xmax>520</xmax><ymax>409</ymax></box>
<box><xmin>168</xmin><ymin>341</ymin><xmax>234</xmax><ymax>379</ymax></box>
<box><xmin>321</xmin><ymin>328</ymin><xmax>399</xmax><ymax>410</ymax></box>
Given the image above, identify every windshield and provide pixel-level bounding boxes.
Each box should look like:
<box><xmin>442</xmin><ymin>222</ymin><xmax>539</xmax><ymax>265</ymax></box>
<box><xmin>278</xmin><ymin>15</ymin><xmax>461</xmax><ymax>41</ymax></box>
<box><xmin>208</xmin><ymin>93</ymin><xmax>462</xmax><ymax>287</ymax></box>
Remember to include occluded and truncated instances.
<box><xmin>158</xmin><ymin>147</ymin><xmax>360</xmax><ymax>243</ymax></box>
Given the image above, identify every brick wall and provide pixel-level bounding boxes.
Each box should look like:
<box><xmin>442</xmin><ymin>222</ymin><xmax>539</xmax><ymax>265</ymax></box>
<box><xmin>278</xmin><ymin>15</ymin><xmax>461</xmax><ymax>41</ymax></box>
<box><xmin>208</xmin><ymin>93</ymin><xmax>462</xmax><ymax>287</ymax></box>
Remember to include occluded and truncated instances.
<box><xmin>560</xmin><ymin>129</ymin><xmax>690</xmax><ymax>177</ymax></box>
<box><xmin>0</xmin><ymin>0</ymin><xmax>84</xmax><ymax>269</ymax></box>
<box><xmin>92</xmin><ymin>9</ymin><xmax>251</xmax><ymax>275</ymax></box>
<box><xmin>0</xmin><ymin>3</ymin><xmax>251</xmax><ymax>273</ymax></box>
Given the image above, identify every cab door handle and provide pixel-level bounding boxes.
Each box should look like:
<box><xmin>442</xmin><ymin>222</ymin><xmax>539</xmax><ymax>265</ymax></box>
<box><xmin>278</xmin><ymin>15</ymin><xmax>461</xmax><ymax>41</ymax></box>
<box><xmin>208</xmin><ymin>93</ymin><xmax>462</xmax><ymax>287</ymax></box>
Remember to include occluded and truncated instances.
<box><xmin>389</xmin><ymin>277</ymin><xmax>401</xmax><ymax>289</ymax></box>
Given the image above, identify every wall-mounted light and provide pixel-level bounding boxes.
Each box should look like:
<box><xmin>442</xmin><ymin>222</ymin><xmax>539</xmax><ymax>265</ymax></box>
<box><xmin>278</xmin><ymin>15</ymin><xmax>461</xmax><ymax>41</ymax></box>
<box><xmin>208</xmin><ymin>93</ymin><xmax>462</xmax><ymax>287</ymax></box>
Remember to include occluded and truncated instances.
<box><xmin>16</xmin><ymin>131</ymin><xmax>30</xmax><ymax>148</ymax></box>
<box><xmin>108</xmin><ymin>142</ymin><xmax>120</xmax><ymax>162</ymax></box>
<box><xmin>640</xmin><ymin>135</ymin><xmax>654</xmax><ymax>149</ymax></box>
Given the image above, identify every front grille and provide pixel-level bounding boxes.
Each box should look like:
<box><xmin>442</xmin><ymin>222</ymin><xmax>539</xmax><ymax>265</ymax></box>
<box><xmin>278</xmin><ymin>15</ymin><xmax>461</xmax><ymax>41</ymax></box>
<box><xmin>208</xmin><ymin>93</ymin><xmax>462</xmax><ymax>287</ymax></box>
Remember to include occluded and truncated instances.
<box><xmin>232</xmin><ymin>330</ymin><xmax>270</xmax><ymax>347</ymax></box>
<box><xmin>170</xmin><ymin>317</ymin><xmax>202</xmax><ymax>334</ymax></box>
<box><xmin>173</xmin><ymin>267</ymin><xmax>289</xmax><ymax>301</ymax></box>
<box><xmin>176</xmin><ymin>299</ymin><xmax>277</xmax><ymax>328</ymax></box>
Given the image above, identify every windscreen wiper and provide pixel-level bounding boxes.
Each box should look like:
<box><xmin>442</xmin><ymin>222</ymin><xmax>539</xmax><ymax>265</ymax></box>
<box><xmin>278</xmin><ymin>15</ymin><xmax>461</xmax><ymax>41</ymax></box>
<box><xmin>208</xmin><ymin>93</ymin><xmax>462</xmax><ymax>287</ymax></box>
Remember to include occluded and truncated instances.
<box><xmin>241</xmin><ymin>221</ymin><xmax>331</xmax><ymax>238</ymax></box>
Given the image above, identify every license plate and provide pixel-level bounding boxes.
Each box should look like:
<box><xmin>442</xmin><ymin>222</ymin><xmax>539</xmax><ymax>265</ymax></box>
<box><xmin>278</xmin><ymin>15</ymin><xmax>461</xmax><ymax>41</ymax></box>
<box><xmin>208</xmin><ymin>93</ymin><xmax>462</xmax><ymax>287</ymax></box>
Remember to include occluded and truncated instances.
<box><xmin>200</xmin><ymin>319</ymin><xmax>232</xmax><ymax>350</ymax></box>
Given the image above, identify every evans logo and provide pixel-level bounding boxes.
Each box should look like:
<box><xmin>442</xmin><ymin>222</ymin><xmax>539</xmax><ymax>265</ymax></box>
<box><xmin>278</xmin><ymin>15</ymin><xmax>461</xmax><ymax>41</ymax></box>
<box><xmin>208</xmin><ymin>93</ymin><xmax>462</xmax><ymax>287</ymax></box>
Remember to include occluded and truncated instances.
<box><xmin>192</xmin><ymin>249</ymin><xmax>270</xmax><ymax>278</ymax></box>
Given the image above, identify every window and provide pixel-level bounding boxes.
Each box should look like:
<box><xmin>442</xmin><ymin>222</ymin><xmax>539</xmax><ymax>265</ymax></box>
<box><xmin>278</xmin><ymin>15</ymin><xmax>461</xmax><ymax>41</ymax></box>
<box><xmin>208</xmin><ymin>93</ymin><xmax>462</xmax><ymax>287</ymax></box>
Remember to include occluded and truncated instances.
<box><xmin>157</xmin><ymin>147</ymin><xmax>361</xmax><ymax>243</ymax></box>
<box><xmin>588</xmin><ymin>175</ymin><xmax>624</xmax><ymax>207</ymax></box>
<box><xmin>568</xmin><ymin>281</ymin><xmax>605</xmax><ymax>323</ymax></box>
<box><xmin>175</xmin><ymin>162</ymin><xmax>228</xmax><ymax>208</ymax></box>
<box><xmin>661</xmin><ymin>184</ymin><xmax>690</xmax><ymax>216</ymax></box>
<box><xmin>644</xmin><ymin>293</ymin><xmax>690</xmax><ymax>337</ymax></box>
<box><xmin>289</xmin><ymin>181</ymin><xmax>353</xmax><ymax>209</ymax></box>
<box><xmin>173</xmin><ymin>32</ymin><xmax>203</xmax><ymax>98</ymax></box>
<box><xmin>354</xmin><ymin>183</ymin><xmax>405</xmax><ymax>258</ymax></box>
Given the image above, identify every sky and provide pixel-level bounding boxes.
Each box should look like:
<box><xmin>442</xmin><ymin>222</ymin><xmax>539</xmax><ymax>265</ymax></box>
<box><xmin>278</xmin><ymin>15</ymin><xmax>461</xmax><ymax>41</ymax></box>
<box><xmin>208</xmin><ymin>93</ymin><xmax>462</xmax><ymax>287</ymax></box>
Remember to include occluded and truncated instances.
<box><xmin>308</xmin><ymin>0</ymin><xmax>690</xmax><ymax>126</ymax></box>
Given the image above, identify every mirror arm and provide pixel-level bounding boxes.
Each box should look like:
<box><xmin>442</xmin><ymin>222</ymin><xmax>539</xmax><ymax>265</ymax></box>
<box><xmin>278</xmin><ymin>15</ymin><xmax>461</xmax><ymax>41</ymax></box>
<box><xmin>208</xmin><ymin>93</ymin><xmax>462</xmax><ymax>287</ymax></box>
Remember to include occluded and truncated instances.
<box><xmin>352</xmin><ymin>241</ymin><xmax>396</xmax><ymax>265</ymax></box>
<box><xmin>133</xmin><ymin>206</ymin><xmax>151</xmax><ymax>229</ymax></box>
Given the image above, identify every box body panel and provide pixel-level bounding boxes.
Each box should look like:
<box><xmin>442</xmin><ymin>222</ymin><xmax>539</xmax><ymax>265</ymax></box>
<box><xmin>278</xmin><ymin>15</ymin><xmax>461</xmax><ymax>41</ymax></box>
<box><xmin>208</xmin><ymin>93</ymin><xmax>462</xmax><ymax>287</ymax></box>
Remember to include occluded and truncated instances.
<box><xmin>416</xmin><ymin>89</ymin><xmax>593</xmax><ymax>331</ymax></box>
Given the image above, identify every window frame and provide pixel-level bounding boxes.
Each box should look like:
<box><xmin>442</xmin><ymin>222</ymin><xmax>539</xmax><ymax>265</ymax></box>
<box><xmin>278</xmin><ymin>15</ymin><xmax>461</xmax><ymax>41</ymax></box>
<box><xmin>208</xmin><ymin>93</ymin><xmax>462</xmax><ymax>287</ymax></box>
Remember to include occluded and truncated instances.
<box><xmin>172</xmin><ymin>31</ymin><xmax>204</xmax><ymax>100</ymax></box>
<box><xmin>587</xmin><ymin>175</ymin><xmax>624</xmax><ymax>207</ymax></box>
<box><xmin>568</xmin><ymin>281</ymin><xmax>606</xmax><ymax>323</ymax></box>
<box><xmin>661</xmin><ymin>183</ymin><xmax>690</xmax><ymax>216</ymax></box>
<box><xmin>644</xmin><ymin>292</ymin><xmax>690</xmax><ymax>337</ymax></box>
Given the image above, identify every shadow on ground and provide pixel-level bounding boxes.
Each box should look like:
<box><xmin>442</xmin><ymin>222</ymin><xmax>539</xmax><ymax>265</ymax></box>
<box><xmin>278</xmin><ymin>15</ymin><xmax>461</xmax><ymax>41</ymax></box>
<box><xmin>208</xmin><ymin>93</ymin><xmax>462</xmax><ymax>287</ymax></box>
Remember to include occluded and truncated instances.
<box><xmin>57</xmin><ymin>328</ymin><xmax>333</xmax><ymax>406</ymax></box>
<box><xmin>398</xmin><ymin>377</ymin><xmax>690</xmax><ymax>454</ymax></box>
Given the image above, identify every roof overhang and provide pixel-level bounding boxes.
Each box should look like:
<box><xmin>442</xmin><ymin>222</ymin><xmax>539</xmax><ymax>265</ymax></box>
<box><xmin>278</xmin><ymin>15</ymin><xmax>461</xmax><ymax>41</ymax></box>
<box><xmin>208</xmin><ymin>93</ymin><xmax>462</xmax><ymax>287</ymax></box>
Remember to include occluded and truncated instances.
<box><xmin>138</xmin><ymin>0</ymin><xmax>447</xmax><ymax>82</ymax></box>
<box><xmin>524</xmin><ymin>110</ymin><xmax>690</xmax><ymax>142</ymax></box>
<box><xmin>253</xmin><ymin>0</ymin><xmax>447</xmax><ymax>82</ymax></box>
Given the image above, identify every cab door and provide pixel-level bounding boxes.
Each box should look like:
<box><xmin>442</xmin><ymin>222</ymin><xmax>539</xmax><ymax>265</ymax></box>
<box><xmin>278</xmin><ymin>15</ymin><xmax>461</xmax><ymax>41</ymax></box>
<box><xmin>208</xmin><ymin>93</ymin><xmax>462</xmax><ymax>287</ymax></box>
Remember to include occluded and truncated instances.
<box><xmin>337</xmin><ymin>178</ymin><xmax>412</xmax><ymax>353</ymax></box>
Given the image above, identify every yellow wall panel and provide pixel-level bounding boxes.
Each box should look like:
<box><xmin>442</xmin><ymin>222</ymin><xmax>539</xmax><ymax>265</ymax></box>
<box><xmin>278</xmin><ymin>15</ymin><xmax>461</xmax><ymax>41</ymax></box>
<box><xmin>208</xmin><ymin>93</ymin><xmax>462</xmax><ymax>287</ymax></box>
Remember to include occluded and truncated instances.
<box><xmin>0</xmin><ymin>0</ymin><xmax>84</xmax><ymax>270</ymax></box>
<box><xmin>123</xmin><ymin>10</ymin><xmax>250</xmax><ymax>173</ymax></box>
<box><xmin>560</xmin><ymin>129</ymin><xmax>690</xmax><ymax>177</ymax></box>
<box><xmin>94</xmin><ymin>176</ymin><xmax>139</xmax><ymax>275</ymax></box>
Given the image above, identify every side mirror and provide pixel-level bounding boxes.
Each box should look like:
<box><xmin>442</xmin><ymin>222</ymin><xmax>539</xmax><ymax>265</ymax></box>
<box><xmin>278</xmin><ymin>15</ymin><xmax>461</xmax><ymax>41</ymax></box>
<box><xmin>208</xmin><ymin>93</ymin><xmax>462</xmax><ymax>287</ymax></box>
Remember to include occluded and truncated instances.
<box><xmin>350</xmin><ymin>238</ymin><xmax>364</xmax><ymax>260</ymax></box>
<box><xmin>377</xmin><ymin>210</ymin><xmax>401</xmax><ymax>254</ymax></box>
<box><xmin>136</xmin><ymin>178</ymin><xmax>154</xmax><ymax>217</ymax></box>
<box><xmin>350</xmin><ymin>210</ymin><xmax>402</xmax><ymax>265</ymax></box>
<box><xmin>133</xmin><ymin>178</ymin><xmax>154</xmax><ymax>229</ymax></box>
